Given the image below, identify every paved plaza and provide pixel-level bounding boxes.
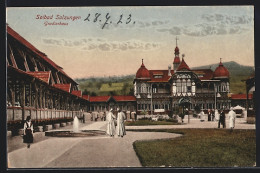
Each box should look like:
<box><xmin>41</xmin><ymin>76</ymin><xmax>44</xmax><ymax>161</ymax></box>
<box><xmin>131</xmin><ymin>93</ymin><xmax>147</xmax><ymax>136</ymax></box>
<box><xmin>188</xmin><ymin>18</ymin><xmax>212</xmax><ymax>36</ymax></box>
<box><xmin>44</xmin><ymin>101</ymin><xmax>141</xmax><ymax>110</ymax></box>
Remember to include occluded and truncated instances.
<box><xmin>7</xmin><ymin>117</ymin><xmax>255</xmax><ymax>168</ymax></box>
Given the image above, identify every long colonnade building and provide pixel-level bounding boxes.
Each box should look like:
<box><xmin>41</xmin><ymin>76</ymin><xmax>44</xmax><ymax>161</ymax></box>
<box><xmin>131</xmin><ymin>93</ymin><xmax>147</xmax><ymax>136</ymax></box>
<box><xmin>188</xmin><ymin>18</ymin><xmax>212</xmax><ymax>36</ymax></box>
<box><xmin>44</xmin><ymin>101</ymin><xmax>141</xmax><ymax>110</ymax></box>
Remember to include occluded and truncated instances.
<box><xmin>6</xmin><ymin>26</ymin><xmax>136</xmax><ymax>133</ymax></box>
<box><xmin>6</xmin><ymin>26</ymin><xmax>89</xmax><ymax>131</ymax></box>
<box><xmin>134</xmin><ymin>41</ymin><xmax>231</xmax><ymax>115</ymax></box>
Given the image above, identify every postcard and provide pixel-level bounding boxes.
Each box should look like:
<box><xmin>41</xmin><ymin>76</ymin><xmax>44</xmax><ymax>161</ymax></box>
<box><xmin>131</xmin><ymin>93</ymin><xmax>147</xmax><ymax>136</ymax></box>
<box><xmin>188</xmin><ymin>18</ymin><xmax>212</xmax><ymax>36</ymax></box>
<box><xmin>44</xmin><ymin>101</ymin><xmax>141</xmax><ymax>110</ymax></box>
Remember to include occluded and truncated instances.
<box><xmin>6</xmin><ymin>6</ymin><xmax>256</xmax><ymax>168</ymax></box>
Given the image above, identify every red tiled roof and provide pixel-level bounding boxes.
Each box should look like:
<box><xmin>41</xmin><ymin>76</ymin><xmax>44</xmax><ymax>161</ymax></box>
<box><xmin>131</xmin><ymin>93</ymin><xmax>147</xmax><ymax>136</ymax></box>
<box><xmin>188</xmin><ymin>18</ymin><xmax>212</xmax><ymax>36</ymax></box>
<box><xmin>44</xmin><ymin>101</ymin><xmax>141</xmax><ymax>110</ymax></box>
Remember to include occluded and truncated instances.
<box><xmin>173</xmin><ymin>56</ymin><xmax>181</xmax><ymax>64</ymax></box>
<box><xmin>26</xmin><ymin>71</ymin><xmax>51</xmax><ymax>84</ymax></box>
<box><xmin>177</xmin><ymin>58</ymin><xmax>190</xmax><ymax>71</ymax></box>
<box><xmin>192</xmin><ymin>69</ymin><xmax>214</xmax><ymax>80</ymax></box>
<box><xmin>53</xmin><ymin>84</ymin><xmax>71</xmax><ymax>93</ymax></box>
<box><xmin>148</xmin><ymin>70</ymin><xmax>173</xmax><ymax>82</ymax></box>
<box><xmin>7</xmin><ymin>26</ymin><xmax>77</xmax><ymax>85</ymax></box>
<box><xmin>113</xmin><ymin>96</ymin><xmax>136</xmax><ymax>102</ymax></box>
<box><xmin>82</xmin><ymin>95</ymin><xmax>90</xmax><ymax>101</ymax></box>
<box><xmin>231</xmin><ymin>94</ymin><xmax>253</xmax><ymax>100</ymax></box>
<box><xmin>71</xmin><ymin>90</ymin><xmax>82</xmax><ymax>97</ymax></box>
<box><xmin>89</xmin><ymin>96</ymin><xmax>111</xmax><ymax>102</ymax></box>
<box><xmin>136</xmin><ymin>60</ymin><xmax>150</xmax><ymax>79</ymax></box>
<box><xmin>213</xmin><ymin>61</ymin><xmax>229</xmax><ymax>78</ymax></box>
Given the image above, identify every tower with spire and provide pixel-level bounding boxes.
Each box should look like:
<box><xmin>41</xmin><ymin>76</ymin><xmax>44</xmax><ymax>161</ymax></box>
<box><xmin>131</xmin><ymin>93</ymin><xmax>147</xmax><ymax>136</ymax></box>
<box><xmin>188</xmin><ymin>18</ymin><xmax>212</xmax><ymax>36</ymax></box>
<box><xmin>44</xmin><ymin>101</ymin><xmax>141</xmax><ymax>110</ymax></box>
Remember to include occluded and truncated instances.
<box><xmin>173</xmin><ymin>37</ymin><xmax>181</xmax><ymax>72</ymax></box>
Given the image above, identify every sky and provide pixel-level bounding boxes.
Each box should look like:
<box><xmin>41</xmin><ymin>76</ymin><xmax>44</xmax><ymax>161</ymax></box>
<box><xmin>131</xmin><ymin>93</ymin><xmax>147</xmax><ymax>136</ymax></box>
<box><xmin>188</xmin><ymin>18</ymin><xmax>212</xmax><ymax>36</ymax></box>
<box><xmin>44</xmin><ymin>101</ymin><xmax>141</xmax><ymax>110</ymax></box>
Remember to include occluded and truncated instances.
<box><xmin>6</xmin><ymin>6</ymin><xmax>254</xmax><ymax>79</ymax></box>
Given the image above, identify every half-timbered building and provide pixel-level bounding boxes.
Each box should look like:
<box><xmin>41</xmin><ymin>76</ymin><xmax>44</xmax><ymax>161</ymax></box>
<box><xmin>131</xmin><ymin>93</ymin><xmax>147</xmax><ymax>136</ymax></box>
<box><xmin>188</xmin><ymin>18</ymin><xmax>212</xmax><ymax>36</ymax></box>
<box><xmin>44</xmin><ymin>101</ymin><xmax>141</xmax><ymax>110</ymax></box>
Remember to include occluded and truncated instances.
<box><xmin>134</xmin><ymin>40</ymin><xmax>231</xmax><ymax>115</ymax></box>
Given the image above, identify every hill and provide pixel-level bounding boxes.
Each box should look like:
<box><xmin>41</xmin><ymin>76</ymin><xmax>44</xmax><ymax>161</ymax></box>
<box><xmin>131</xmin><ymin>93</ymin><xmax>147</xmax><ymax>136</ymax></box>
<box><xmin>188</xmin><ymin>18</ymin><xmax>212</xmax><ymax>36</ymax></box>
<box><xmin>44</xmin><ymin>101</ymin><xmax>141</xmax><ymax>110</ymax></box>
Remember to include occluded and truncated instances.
<box><xmin>75</xmin><ymin>61</ymin><xmax>254</xmax><ymax>96</ymax></box>
<box><xmin>75</xmin><ymin>75</ymin><xmax>135</xmax><ymax>96</ymax></box>
<box><xmin>192</xmin><ymin>61</ymin><xmax>254</xmax><ymax>94</ymax></box>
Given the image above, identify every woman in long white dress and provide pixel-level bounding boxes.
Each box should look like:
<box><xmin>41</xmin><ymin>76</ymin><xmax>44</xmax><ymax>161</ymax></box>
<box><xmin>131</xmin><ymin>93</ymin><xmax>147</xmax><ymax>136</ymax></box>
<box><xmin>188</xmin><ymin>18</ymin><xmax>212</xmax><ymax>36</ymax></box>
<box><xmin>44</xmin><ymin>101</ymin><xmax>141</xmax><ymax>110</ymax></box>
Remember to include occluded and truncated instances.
<box><xmin>228</xmin><ymin>107</ymin><xmax>236</xmax><ymax>129</ymax></box>
<box><xmin>106</xmin><ymin>108</ymin><xmax>116</xmax><ymax>137</ymax></box>
<box><xmin>214</xmin><ymin>109</ymin><xmax>220</xmax><ymax>122</ymax></box>
<box><xmin>116</xmin><ymin>108</ymin><xmax>126</xmax><ymax>137</ymax></box>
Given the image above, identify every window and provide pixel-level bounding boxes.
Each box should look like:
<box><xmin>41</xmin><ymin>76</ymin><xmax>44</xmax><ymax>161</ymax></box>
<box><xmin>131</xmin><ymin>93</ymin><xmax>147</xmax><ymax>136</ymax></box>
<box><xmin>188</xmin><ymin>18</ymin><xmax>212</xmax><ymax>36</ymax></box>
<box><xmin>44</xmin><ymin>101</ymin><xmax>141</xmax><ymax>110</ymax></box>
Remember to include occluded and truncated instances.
<box><xmin>187</xmin><ymin>86</ymin><xmax>192</xmax><ymax>92</ymax></box>
<box><xmin>154</xmin><ymin>75</ymin><xmax>163</xmax><ymax>78</ymax></box>
<box><xmin>152</xmin><ymin>85</ymin><xmax>157</xmax><ymax>93</ymax></box>
<box><xmin>138</xmin><ymin>104</ymin><xmax>141</xmax><ymax>110</ymax></box>
<box><xmin>141</xmin><ymin>83</ymin><xmax>146</xmax><ymax>93</ymax></box>
<box><xmin>177</xmin><ymin>79</ymin><xmax>181</xmax><ymax>92</ymax></box>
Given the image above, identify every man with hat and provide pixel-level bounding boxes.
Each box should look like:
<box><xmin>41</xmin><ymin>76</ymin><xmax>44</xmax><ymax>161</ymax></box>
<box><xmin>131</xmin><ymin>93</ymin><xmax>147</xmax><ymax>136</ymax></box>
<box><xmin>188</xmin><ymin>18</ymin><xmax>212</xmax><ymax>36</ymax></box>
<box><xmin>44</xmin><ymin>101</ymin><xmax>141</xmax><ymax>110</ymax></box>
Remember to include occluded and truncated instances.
<box><xmin>116</xmin><ymin>108</ymin><xmax>126</xmax><ymax>137</ymax></box>
<box><xmin>218</xmin><ymin>109</ymin><xmax>226</xmax><ymax>128</ymax></box>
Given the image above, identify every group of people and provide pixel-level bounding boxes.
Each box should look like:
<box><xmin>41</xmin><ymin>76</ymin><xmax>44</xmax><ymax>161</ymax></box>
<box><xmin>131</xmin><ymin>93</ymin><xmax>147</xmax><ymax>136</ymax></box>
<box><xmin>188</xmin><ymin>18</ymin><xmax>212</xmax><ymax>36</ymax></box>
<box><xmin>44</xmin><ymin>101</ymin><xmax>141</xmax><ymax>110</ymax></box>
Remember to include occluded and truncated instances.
<box><xmin>199</xmin><ymin>108</ymin><xmax>236</xmax><ymax>130</ymax></box>
<box><xmin>106</xmin><ymin>108</ymin><xmax>126</xmax><ymax>138</ymax></box>
<box><xmin>217</xmin><ymin>107</ymin><xmax>236</xmax><ymax>130</ymax></box>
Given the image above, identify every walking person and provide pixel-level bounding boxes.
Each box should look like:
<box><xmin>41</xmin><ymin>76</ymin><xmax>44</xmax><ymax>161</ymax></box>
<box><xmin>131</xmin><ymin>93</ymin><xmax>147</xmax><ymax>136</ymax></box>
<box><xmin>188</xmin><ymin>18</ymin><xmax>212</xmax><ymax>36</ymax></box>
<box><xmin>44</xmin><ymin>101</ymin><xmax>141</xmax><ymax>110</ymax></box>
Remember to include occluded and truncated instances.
<box><xmin>218</xmin><ymin>109</ymin><xmax>226</xmax><ymax>128</ymax></box>
<box><xmin>23</xmin><ymin>116</ymin><xmax>33</xmax><ymax>148</ymax></box>
<box><xmin>208</xmin><ymin>109</ymin><xmax>211</xmax><ymax>121</ymax></box>
<box><xmin>211</xmin><ymin>109</ymin><xmax>215</xmax><ymax>121</ymax></box>
<box><xmin>228</xmin><ymin>107</ymin><xmax>236</xmax><ymax>131</ymax></box>
<box><xmin>199</xmin><ymin>110</ymin><xmax>205</xmax><ymax>122</ymax></box>
<box><xmin>215</xmin><ymin>109</ymin><xmax>220</xmax><ymax>122</ymax></box>
<box><xmin>106</xmin><ymin>108</ymin><xmax>116</xmax><ymax>137</ymax></box>
<box><xmin>116</xmin><ymin>108</ymin><xmax>126</xmax><ymax>138</ymax></box>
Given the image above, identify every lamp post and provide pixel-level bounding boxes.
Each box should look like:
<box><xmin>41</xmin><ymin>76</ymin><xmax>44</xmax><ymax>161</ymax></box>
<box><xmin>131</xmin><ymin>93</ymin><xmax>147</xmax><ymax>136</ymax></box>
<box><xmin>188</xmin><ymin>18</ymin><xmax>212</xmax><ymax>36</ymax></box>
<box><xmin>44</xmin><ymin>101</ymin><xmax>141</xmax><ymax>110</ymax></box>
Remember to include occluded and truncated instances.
<box><xmin>150</xmin><ymin>87</ymin><xmax>153</xmax><ymax>115</ymax></box>
<box><xmin>214</xmin><ymin>84</ymin><xmax>217</xmax><ymax>112</ymax></box>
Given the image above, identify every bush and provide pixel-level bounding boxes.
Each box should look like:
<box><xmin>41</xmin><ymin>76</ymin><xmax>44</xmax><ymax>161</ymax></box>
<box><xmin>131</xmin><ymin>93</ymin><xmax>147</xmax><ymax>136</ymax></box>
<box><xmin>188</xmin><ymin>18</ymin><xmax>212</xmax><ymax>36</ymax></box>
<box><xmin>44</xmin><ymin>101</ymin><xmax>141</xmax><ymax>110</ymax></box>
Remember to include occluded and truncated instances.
<box><xmin>166</xmin><ymin>118</ymin><xmax>178</xmax><ymax>123</ymax></box>
<box><xmin>140</xmin><ymin>110</ymin><xmax>148</xmax><ymax>115</ymax></box>
<box><xmin>139</xmin><ymin>117</ymin><xmax>152</xmax><ymax>121</ymax></box>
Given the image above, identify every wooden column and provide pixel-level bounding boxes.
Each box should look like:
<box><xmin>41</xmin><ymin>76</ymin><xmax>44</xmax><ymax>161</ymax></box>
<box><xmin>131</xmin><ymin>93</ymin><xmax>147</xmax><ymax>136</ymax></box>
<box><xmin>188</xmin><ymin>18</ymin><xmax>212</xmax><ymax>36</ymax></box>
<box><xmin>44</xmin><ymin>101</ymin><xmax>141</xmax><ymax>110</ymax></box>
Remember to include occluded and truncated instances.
<box><xmin>29</xmin><ymin>83</ymin><xmax>32</xmax><ymax>107</ymax></box>
<box><xmin>21</xmin><ymin>82</ymin><xmax>26</xmax><ymax>122</ymax></box>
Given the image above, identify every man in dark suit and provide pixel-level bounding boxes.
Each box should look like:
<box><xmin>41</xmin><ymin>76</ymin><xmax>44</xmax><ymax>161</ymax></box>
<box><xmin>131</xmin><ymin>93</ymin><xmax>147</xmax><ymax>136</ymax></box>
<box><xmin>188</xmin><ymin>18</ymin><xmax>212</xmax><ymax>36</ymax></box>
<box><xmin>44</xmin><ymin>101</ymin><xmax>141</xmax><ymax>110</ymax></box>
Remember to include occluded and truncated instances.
<box><xmin>218</xmin><ymin>109</ymin><xmax>226</xmax><ymax>128</ymax></box>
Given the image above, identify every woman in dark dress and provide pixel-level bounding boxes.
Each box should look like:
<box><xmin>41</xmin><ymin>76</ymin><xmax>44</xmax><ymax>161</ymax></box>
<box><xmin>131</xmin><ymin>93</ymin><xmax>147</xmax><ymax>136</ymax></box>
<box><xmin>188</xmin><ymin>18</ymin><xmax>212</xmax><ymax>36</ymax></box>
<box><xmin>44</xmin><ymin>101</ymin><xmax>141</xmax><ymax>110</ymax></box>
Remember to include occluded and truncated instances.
<box><xmin>23</xmin><ymin>116</ymin><xmax>33</xmax><ymax>148</ymax></box>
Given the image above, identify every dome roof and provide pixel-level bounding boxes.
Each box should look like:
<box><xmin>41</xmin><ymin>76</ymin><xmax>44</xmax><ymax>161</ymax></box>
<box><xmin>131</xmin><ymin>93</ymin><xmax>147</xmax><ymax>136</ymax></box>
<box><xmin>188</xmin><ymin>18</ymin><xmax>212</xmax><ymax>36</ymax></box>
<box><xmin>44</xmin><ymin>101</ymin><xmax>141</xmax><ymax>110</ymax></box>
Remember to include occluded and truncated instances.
<box><xmin>136</xmin><ymin>59</ymin><xmax>150</xmax><ymax>79</ymax></box>
<box><xmin>175</xmin><ymin>46</ymin><xmax>179</xmax><ymax>52</ymax></box>
<box><xmin>213</xmin><ymin>61</ymin><xmax>229</xmax><ymax>78</ymax></box>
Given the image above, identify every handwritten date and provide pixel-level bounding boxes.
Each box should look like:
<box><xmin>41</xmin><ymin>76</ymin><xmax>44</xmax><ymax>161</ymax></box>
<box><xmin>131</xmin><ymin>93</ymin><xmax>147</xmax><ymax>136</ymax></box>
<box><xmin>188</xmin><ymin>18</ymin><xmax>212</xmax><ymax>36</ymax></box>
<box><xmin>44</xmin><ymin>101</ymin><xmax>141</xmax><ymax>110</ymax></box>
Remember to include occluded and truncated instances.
<box><xmin>84</xmin><ymin>13</ymin><xmax>135</xmax><ymax>29</ymax></box>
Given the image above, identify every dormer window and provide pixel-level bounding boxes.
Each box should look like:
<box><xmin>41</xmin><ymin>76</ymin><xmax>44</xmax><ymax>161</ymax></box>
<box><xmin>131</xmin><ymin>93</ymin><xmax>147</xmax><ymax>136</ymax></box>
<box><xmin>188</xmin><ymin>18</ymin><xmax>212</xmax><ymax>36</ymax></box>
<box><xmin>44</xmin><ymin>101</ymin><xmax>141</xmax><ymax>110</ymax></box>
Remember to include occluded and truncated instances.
<box><xmin>154</xmin><ymin>75</ymin><xmax>162</xmax><ymax>78</ymax></box>
<box><xmin>153</xmin><ymin>72</ymin><xmax>163</xmax><ymax>79</ymax></box>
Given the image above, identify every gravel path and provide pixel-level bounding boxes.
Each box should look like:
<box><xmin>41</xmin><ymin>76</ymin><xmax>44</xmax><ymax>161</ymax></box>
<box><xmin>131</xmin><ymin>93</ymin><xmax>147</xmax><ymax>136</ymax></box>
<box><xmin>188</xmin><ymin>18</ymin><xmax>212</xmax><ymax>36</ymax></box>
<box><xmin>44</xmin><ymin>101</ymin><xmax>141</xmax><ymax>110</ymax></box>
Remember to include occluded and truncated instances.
<box><xmin>8</xmin><ymin>117</ymin><xmax>255</xmax><ymax>168</ymax></box>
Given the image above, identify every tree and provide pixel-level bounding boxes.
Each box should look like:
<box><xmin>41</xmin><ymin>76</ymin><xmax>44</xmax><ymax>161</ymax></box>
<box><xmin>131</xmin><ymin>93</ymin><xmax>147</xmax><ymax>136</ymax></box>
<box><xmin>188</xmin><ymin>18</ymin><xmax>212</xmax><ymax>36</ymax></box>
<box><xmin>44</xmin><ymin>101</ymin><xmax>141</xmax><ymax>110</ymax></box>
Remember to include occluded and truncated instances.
<box><xmin>96</xmin><ymin>82</ymin><xmax>102</xmax><ymax>89</ymax></box>
<box><xmin>128</xmin><ymin>87</ymin><xmax>134</xmax><ymax>95</ymax></box>
<box><xmin>109</xmin><ymin>91</ymin><xmax>115</xmax><ymax>96</ymax></box>
<box><xmin>90</xmin><ymin>92</ymin><xmax>97</xmax><ymax>96</ymax></box>
<box><xmin>122</xmin><ymin>83</ymin><xmax>129</xmax><ymax>95</ymax></box>
<box><xmin>82</xmin><ymin>89</ymin><xmax>89</xmax><ymax>95</ymax></box>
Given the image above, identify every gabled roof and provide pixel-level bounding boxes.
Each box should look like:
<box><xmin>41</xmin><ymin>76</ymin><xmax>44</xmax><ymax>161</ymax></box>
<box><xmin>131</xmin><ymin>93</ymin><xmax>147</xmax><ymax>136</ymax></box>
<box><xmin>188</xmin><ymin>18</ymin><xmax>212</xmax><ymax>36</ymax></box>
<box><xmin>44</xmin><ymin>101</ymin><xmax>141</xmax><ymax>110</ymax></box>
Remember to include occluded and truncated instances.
<box><xmin>177</xmin><ymin>58</ymin><xmax>190</xmax><ymax>71</ymax></box>
<box><xmin>82</xmin><ymin>95</ymin><xmax>90</xmax><ymax>101</ymax></box>
<box><xmin>26</xmin><ymin>71</ymin><xmax>51</xmax><ymax>84</ymax></box>
<box><xmin>113</xmin><ymin>96</ymin><xmax>136</xmax><ymax>102</ymax></box>
<box><xmin>7</xmin><ymin>25</ymin><xmax>77</xmax><ymax>85</ymax></box>
<box><xmin>89</xmin><ymin>96</ymin><xmax>111</xmax><ymax>102</ymax></box>
<box><xmin>71</xmin><ymin>90</ymin><xmax>82</xmax><ymax>97</ymax></box>
<box><xmin>148</xmin><ymin>70</ymin><xmax>174</xmax><ymax>82</ymax></box>
<box><xmin>192</xmin><ymin>69</ymin><xmax>214</xmax><ymax>80</ymax></box>
<box><xmin>53</xmin><ymin>84</ymin><xmax>71</xmax><ymax>93</ymax></box>
<box><xmin>231</xmin><ymin>94</ymin><xmax>253</xmax><ymax>100</ymax></box>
